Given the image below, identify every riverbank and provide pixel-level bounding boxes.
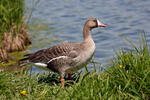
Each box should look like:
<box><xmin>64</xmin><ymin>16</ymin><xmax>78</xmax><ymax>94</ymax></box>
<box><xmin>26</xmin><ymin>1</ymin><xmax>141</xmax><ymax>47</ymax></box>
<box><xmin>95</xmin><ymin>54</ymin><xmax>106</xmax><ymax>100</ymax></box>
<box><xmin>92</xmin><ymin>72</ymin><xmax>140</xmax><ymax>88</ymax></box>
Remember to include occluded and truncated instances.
<box><xmin>0</xmin><ymin>33</ymin><xmax>149</xmax><ymax>99</ymax></box>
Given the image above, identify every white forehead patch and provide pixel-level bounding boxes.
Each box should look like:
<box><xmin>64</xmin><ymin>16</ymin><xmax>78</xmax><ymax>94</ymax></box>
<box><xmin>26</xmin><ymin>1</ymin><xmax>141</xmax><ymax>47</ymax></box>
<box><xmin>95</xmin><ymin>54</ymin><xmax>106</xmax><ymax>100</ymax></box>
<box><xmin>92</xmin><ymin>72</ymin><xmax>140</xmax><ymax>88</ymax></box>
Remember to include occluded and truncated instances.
<box><xmin>97</xmin><ymin>19</ymin><xmax>101</xmax><ymax>26</ymax></box>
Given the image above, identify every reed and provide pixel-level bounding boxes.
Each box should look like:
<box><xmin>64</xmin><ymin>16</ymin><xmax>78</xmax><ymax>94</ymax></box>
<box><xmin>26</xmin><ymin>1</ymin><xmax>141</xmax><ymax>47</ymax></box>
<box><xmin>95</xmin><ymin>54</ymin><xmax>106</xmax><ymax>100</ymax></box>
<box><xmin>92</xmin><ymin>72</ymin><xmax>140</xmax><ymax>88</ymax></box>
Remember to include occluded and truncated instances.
<box><xmin>0</xmin><ymin>0</ymin><xmax>31</xmax><ymax>62</ymax></box>
<box><xmin>0</xmin><ymin>0</ymin><xmax>24</xmax><ymax>34</ymax></box>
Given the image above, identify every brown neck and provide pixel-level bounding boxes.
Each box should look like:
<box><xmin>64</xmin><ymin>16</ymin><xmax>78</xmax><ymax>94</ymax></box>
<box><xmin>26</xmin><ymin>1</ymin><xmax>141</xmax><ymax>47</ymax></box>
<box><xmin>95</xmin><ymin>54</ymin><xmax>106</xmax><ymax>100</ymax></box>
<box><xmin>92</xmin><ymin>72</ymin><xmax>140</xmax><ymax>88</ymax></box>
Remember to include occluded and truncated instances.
<box><xmin>83</xmin><ymin>25</ymin><xmax>92</xmax><ymax>42</ymax></box>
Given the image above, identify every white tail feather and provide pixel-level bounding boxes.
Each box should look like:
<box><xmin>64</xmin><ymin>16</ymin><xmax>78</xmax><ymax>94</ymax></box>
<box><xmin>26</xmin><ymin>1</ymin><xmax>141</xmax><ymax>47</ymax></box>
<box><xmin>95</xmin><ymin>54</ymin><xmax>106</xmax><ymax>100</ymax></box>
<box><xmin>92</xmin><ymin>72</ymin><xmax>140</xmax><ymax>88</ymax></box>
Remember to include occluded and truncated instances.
<box><xmin>34</xmin><ymin>63</ymin><xmax>47</xmax><ymax>67</ymax></box>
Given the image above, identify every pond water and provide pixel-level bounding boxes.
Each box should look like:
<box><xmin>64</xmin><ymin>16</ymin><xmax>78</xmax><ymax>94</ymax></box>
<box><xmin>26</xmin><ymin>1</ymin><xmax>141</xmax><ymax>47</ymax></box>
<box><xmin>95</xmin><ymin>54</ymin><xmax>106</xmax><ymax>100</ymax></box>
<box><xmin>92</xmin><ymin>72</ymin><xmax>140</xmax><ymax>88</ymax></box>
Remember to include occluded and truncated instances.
<box><xmin>25</xmin><ymin>0</ymin><xmax>150</xmax><ymax>73</ymax></box>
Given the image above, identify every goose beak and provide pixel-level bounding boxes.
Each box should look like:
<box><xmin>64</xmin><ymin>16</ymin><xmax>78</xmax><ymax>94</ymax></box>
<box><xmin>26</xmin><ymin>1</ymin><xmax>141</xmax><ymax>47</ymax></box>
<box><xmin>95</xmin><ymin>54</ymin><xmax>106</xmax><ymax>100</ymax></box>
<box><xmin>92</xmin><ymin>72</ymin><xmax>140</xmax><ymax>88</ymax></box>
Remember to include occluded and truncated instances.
<box><xmin>97</xmin><ymin>19</ymin><xmax>107</xmax><ymax>27</ymax></box>
<box><xmin>98</xmin><ymin>23</ymin><xmax>107</xmax><ymax>27</ymax></box>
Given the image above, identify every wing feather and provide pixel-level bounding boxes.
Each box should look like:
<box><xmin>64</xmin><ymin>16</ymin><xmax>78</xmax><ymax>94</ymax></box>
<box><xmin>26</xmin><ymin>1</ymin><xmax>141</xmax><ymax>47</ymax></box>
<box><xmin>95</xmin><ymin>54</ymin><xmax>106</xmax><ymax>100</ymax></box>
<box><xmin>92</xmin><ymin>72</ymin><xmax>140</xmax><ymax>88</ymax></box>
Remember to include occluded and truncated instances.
<box><xmin>22</xmin><ymin>42</ymin><xmax>81</xmax><ymax>64</ymax></box>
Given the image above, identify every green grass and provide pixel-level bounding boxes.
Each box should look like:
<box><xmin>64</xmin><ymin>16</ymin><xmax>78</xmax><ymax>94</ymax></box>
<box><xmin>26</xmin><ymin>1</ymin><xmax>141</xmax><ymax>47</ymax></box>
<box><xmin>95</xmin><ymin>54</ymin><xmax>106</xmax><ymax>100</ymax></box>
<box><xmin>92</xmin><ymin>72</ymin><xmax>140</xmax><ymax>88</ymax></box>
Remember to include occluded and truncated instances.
<box><xmin>0</xmin><ymin>0</ymin><xmax>24</xmax><ymax>34</ymax></box>
<box><xmin>0</xmin><ymin>32</ymin><xmax>150</xmax><ymax>99</ymax></box>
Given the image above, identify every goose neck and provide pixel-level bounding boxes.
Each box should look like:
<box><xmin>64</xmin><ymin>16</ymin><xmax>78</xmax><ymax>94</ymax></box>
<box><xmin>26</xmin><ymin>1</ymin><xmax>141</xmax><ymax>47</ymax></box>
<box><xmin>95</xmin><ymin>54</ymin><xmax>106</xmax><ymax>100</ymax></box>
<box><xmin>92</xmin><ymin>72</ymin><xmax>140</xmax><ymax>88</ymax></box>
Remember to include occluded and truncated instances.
<box><xmin>83</xmin><ymin>26</ymin><xmax>92</xmax><ymax>41</ymax></box>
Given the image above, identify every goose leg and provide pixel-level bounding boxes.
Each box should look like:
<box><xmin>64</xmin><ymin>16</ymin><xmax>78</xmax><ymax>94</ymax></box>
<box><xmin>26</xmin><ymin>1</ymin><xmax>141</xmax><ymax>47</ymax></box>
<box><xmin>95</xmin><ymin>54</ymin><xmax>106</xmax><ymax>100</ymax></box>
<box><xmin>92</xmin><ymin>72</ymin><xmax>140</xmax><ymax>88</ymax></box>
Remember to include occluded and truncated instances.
<box><xmin>68</xmin><ymin>73</ymin><xmax>72</xmax><ymax>80</ymax></box>
<box><xmin>68</xmin><ymin>73</ymin><xmax>73</xmax><ymax>85</ymax></box>
<box><xmin>60</xmin><ymin>78</ymin><xmax>65</xmax><ymax>88</ymax></box>
<box><xmin>60</xmin><ymin>73</ymin><xmax>65</xmax><ymax>88</ymax></box>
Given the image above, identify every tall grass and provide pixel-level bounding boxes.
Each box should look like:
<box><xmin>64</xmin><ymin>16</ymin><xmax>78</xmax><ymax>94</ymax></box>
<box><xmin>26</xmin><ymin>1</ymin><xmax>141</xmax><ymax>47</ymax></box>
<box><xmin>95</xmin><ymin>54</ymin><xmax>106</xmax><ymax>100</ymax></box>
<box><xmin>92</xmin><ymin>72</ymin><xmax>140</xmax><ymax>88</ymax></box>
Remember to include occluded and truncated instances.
<box><xmin>104</xmin><ymin>32</ymin><xmax>150</xmax><ymax>99</ymax></box>
<box><xmin>0</xmin><ymin>0</ymin><xmax>24</xmax><ymax>34</ymax></box>
<box><xmin>0</xmin><ymin>32</ymin><xmax>149</xmax><ymax>99</ymax></box>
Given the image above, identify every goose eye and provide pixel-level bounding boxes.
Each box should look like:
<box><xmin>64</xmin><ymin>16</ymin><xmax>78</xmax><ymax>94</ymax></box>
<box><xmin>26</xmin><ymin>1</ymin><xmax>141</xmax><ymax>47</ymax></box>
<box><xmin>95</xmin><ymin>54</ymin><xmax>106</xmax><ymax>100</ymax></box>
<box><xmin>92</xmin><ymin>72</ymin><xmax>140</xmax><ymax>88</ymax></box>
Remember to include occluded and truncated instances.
<box><xmin>93</xmin><ymin>20</ymin><xmax>97</xmax><ymax>23</ymax></box>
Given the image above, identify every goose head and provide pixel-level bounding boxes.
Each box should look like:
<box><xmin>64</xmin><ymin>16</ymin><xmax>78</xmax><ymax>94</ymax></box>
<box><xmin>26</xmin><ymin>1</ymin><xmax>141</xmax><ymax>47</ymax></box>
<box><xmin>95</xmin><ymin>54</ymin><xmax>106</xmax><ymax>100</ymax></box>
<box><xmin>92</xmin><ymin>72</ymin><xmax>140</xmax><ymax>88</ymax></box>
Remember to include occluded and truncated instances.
<box><xmin>84</xmin><ymin>18</ymin><xmax>106</xmax><ymax>30</ymax></box>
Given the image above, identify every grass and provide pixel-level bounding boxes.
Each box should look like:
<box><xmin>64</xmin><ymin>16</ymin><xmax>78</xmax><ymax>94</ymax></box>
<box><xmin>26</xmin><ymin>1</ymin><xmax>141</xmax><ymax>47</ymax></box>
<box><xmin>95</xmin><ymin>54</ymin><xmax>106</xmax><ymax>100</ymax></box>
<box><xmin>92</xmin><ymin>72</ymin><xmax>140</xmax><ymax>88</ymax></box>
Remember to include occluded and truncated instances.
<box><xmin>0</xmin><ymin>32</ymin><xmax>150</xmax><ymax>99</ymax></box>
<box><xmin>0</xmin><ymin>0</ymin><xmax>24</xmax><ymax>34</ymax></box>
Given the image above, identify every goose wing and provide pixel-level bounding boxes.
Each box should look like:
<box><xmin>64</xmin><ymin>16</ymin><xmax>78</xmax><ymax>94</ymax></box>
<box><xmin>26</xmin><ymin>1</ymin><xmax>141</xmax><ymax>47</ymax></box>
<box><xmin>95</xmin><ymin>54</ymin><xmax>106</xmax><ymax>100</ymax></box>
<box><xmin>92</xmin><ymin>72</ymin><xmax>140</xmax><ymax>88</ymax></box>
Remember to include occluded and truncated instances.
<box><xmin>20</xmin><ymin>42</ymin><xmax>81</xmax><ymax>65</ymax></box>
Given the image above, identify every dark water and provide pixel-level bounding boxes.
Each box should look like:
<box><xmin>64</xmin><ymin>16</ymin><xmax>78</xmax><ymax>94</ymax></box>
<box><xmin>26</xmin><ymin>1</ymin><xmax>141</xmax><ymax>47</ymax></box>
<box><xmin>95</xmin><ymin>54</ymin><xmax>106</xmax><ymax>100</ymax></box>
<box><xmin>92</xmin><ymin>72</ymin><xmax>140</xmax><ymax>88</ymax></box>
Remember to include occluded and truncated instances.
<box><xmin>25</xmin><ymin>0</ymin><xmax>150</xmax><ymax>72</ymax></box>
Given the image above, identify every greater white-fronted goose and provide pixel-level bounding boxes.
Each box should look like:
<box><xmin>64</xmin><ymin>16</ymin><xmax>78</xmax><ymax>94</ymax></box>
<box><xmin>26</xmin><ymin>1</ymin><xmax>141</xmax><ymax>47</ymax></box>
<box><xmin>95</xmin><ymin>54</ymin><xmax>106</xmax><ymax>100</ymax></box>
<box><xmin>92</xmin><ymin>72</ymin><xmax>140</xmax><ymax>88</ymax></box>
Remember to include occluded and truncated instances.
<box><xmin>20</xmin><ymin>18</ymin><xmax>106</xmax><ymax>88</ymax></box>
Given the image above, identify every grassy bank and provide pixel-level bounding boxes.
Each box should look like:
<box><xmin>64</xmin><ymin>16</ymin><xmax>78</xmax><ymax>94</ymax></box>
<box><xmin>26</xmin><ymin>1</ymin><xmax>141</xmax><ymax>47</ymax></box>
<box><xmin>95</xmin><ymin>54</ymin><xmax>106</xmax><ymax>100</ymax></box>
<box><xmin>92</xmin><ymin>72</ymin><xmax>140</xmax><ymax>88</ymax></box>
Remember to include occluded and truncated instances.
<box><xmin>0</xmin><ymin>33</ymin><xmax>150</xmax><ymax>99</ymax></box>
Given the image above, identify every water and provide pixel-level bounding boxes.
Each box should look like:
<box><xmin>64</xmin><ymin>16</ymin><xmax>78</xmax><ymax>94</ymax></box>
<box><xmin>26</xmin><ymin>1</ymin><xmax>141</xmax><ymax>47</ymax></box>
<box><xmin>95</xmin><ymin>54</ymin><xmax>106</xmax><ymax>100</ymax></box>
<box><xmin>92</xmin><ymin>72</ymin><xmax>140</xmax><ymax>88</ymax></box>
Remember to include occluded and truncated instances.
<box><xmin>25</xmin><ymin>0</ymin><xmax>150</xmax><ymax>72</ymax></box>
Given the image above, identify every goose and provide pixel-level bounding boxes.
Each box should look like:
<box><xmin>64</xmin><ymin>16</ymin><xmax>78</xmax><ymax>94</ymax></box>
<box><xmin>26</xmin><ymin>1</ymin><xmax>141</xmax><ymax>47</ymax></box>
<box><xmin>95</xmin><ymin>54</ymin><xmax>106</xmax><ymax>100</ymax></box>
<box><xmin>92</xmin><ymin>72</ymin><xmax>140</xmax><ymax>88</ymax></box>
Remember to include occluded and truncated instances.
<box><xmin>20</xmin><ymin>18</ymin><xmax>106</xmax><ymax>88</ymax></box>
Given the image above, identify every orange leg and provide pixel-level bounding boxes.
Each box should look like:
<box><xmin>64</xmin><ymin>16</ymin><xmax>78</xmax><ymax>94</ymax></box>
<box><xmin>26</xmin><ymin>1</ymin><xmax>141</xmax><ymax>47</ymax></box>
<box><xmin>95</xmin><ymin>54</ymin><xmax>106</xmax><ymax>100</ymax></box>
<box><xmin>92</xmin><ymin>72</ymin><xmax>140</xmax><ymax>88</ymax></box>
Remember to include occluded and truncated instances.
<box><xmin>68</xmin><ymin>73</ymin><xmax>72</xmax><ymax>80</ymax></box>
<box><xmin>61</xmin><ymin>78</ymin><xmax>65</xmax><ymax>88</ymax></box>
